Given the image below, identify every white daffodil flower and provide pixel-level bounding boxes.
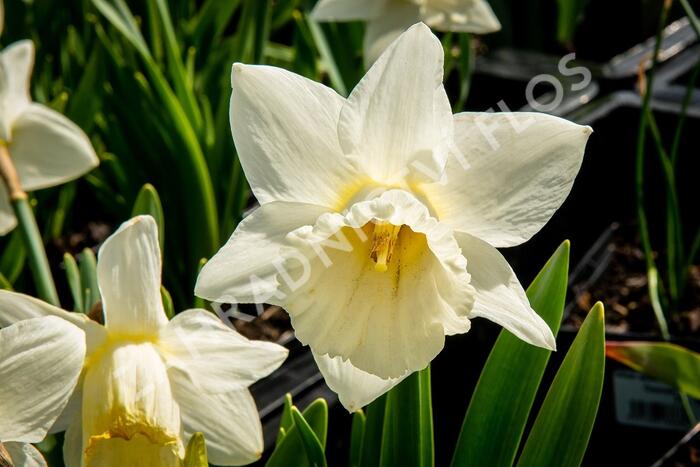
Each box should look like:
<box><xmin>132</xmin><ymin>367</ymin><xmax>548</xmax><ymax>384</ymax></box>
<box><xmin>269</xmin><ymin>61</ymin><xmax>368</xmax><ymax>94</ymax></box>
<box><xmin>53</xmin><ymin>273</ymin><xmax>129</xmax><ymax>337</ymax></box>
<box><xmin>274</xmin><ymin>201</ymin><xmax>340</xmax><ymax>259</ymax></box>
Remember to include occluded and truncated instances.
<box><xmin>0</xmin><ymin>40</ymin><xmax>98</xmax><ymax>235</ymax></box>
<box><xmin>312</xmin><ymin>0</ymin><xmax>501</xmax><ymax>65</ymax></box>
<box><xmin>0</xmin><ymin>216</ymin><xmax>289</xmax><ymax>466</ymax></box>
<box><xmin>0</xmin><ymin>316</ymin><xmax>86</xmax><ymax>467</ymax></box>
<box><xmin>195</xmin><ymin>23</ymin><xmax>591</xmax><ymax>412</ymax></box>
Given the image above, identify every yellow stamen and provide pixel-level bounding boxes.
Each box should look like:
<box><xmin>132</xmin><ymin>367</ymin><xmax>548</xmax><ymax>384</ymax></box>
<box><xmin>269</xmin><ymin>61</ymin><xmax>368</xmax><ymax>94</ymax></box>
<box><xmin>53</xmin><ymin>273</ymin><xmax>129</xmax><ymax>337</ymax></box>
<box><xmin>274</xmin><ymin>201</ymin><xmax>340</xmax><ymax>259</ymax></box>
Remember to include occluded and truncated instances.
<box><xmin>370</xmin><ymin>222</ymin><xmax>402</xmax><ymax>272</ymax></box>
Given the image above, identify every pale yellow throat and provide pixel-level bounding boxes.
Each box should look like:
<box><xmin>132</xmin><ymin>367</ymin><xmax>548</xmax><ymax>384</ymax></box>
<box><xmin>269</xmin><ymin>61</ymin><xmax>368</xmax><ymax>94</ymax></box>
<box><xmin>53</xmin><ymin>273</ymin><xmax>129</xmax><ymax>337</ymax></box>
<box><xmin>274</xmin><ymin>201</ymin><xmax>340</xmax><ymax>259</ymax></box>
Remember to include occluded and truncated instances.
<box><xmin>370</xmin><ymin>222</ymin><xmax>403</xmax><ymax>272</ymax></box>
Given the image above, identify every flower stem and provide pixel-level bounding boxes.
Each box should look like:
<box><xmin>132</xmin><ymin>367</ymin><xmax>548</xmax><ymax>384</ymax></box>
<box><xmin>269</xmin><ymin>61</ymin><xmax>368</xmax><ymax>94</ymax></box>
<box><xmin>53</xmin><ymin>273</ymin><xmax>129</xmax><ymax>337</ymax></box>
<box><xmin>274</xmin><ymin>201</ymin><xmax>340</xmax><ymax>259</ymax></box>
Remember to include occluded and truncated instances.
<box><xmin>0</xmin><ymin>145</ymin><xmax>60</xmax><ymax>306</ymax></box>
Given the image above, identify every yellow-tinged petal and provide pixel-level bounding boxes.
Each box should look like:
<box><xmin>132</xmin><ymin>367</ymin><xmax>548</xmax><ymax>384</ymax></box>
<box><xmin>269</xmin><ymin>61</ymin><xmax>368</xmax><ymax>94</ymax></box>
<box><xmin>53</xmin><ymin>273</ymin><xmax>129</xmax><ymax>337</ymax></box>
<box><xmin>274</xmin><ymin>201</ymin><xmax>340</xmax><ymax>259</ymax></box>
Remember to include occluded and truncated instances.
<box><xmin>0</xmin><ymin>316</ymin><xmax>85</xmax><ymax>443</ymax></box>
<box><xmin>81</xmin><ymin>341</ymin><xmax>182</xmax><ymax>467</ymax></box>
<box><xmin>4</xmin><ymin>442</ymin><xmax>47</xmax><ymax>467</ymax></box>
<box><xmin>340</xmin><ymin>23</ymin><xmax>453</xmax><ymax>185</ymax></box>
<box><xmin>419</xmin><ymin>112</ymin><xmax>592</xmax><ymax>248</ymax></box>
<box><xmin>0</xmin><ymin>40</ymin><xmax>33</xmax><ymax>141</ymax></box>
<box><xmin>97</xmin><ymin>216</ymin><xmax>168</xmax><ymax>336</ymax></box>
<box><xmin>10</xmin><ymin>103</ymin><xmax>98</xmax><ymax>191</ymax></box>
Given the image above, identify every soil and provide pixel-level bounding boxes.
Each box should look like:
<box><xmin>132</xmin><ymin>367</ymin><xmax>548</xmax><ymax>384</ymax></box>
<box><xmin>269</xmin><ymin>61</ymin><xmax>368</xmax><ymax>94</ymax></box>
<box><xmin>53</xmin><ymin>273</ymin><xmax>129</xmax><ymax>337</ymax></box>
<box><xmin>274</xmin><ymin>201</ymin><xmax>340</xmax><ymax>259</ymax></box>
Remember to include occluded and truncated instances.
<box><xmin>566</xmin><ymin>228</ymin><xmax>700</xmax><ymax>336</ymax></box>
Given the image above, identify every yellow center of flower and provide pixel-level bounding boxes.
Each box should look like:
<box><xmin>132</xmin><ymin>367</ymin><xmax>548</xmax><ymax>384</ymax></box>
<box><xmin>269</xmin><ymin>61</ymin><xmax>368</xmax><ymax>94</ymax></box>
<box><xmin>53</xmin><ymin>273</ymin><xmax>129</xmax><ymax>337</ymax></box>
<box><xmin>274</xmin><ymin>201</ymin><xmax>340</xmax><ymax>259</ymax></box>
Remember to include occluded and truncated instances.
<box><xmin>82</xmin><ymin>340</ymin><xmax>183</xmax><ymax>467</ymax></box>
<box><xmin>370</xmin><ymin>222</ymin><xmax>403</xmax><ymax>272</ymax></box>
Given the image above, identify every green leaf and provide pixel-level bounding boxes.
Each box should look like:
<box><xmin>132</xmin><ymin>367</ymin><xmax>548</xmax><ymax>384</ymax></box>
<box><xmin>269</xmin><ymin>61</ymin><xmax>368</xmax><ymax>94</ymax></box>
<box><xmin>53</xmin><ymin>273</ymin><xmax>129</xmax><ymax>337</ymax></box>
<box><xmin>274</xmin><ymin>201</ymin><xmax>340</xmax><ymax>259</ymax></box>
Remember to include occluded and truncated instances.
<box><xmin>301</xmin><ymin>399</ymin><xmax>328</xmax><ymax>448</ymax></box>
<box><xmin>380</xmin><ymin>366</ymin><xmax>433</xmax><ymax>467</ymax></box>
<box><xmin>184</xmin><ymin>432</ymin><xmax>208</xmax><ymax>467</ymax></box>
<box><xmin>306</xmin><ymin>16</ymin><xmax>347</xmax><ymax>96</ymax></box>
<box><xmin>359</xmin><ymin>394</ymin><xmax>387</xmax><ymax>467</ymax></box>
<box><xmin>349</xmin><ymin>410</ymin><xmax>366</xmax><ymax>467</ymax></box>
<box><xmin>451</xmin><ymin>241</ymin><xmax>570</xmax><ymax>467</ymax></box>
<box><xmin>276</xmin><ymin>393</ymin><xmax>295</xmax><ymax>447</ymax></box>
<box><xmin>517</xmin><ymin>303</ymin><xmax>606</xmax><ymax>467</ymax></box>
<box><xmin>606</xmin><ymin>341</ymin><xmax>700</xmax><ymax>400</ymax></box>
<box><xmin>131</xmin><ymin>183</ymin><xmax>165</xmax><ymax>252</ymax></box>
<box><xmin>79</xmin><ymin>248</ymin><xmax>100</xmax><ymax>310</ymax></box>
<box><xmin>64</xmin><ymin>253</ymin><xmax>84</xmax><ymax>312</ymax></box>
<box><xmin>0</xmin><ymin>272</ymin><xmax>13</xmax><ymax>291</ymax></box>
<box><xmin>0</xmin><ymin>230</ymin><xmax>26</xmax><ymax>284</ymax></box>
<box><xmin>268</xmin><ymin>398</ymin><xmax>328</xmax><ymax>467</ymax></box>
<box><xmin>291</xmin><ymin>407</ymin><xmax>327</xmax><ymax>467</ymax></box>
<box><xmin>161</xmin><ymin>286</ymin><xmax>175</xmax><ymax>320</ymax></box>
<box><xmin>556</xmin><ymin>0</ymin><xmax>591</xmax><ymax>45</ymax></box>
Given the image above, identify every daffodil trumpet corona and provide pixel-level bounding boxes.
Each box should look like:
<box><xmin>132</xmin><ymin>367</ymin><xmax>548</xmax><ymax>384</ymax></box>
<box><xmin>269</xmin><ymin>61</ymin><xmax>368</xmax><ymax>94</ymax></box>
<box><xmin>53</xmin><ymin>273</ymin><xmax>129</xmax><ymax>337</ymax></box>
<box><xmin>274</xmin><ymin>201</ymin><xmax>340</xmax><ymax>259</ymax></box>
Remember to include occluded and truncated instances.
<box><xmin>0</xmin><ymin>216</ymin><xmax>289</xmax><ymax>466</ymax></box>
<box><xmin>312</xmin><ymin>0</ymin><xmax>501</xmax><ymax>65</ymax></box>
<box><xmin>196</xmin><ymin>23</ymin><xmax>592</xmax><ymax>412</ymax></box>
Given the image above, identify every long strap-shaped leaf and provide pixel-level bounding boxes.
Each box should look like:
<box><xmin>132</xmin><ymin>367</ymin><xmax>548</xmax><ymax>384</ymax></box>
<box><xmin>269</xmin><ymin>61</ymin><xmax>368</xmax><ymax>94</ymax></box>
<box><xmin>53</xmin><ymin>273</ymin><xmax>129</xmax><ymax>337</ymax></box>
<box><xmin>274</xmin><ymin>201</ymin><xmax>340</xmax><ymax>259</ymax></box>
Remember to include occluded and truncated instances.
<box><xmin>517</xmin><ymin>303</ymin><xmax>605</xmax><ymax>467</ymax></box>
<box><xmin>380</xmin><ymin>366</ymin><xmax>434</xmax><ymax>467</ymax></box>
<box><xmin>607</xmin><ymin>341</ymin><xmax>700</xmax><ymax>400</ymax></box>
<box><xmin>451</xmin><ymin>241</ymin><xmax>570</xmax><ymax>467</ymax></box>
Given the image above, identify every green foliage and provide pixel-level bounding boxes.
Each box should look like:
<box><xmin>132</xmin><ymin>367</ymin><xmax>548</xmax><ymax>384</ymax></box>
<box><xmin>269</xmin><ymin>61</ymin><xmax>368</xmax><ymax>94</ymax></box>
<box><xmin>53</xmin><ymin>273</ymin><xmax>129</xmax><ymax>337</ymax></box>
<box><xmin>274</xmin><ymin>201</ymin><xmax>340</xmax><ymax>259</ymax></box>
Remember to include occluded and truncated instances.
<box><xmin>517</xmin><ymin>303</ymin><xmax>605</xmax><ymax>467</ymax></box>
<box><xmin>555</xmin><ymin>0</ymin><xmax>591</xmax><ymax>45</ymax></box>
<box><xmin>452</xmin><ymin>241</ymin><xmax>570</xmax><ymax>466</ymax></box>
<box><xmin>131</xmin><ymin>183</ymin><xmax>165</xmax><ymax>253</ymax></box>
<box><xmin>380</xmin><ymin>367</ymin><xmax>433</xmax><ymax>467</ymax></box>
<box><xmin>267</xmin><ymin>396</ymin><xmax>329</xmax><ymax>467</ymax></box>
<box><xmin>607</xmin><ymin>341</ymin><xmax>700</xmax><ymax>400</ymax></box>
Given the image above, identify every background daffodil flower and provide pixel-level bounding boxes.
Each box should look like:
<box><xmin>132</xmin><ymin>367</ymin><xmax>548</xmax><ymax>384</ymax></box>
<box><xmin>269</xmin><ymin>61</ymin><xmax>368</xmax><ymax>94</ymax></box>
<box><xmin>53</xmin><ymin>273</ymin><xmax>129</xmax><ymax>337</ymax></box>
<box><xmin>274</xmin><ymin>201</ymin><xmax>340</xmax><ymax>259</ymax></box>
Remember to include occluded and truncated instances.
<box><xmin>0</xmin><ymin>216</ymin><xmax>289</xmax><ymax>466</ymax></box>
<box><xmin>311</xmin><ymin>0</ymin><xmax>501</xmax><ymax>65</ymax></box>
<box><xmin>195</xmin><ymin>23</ymin><xmax>592</xmax><ymax>412</ymax></box>
<box><xmin>0</xmin><ymin>316</ymin><xmax>86</xmax><ymax>467</ymax></box>
<box><xmin>0</xmin><ymin>40</ymin><xmax>98</xmax><ymax>235</ymax></box>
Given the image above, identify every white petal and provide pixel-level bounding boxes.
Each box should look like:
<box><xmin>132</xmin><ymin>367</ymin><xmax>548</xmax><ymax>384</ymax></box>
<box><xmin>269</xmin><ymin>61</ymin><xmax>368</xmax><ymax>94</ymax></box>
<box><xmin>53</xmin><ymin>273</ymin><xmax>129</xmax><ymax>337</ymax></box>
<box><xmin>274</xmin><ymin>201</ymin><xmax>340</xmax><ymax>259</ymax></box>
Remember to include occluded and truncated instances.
<box><xmin>456</xmin><ymin>232</ymin><xmax>556</xmax><ymax>350</ymax></box>
<box><xmin>311</xmin><ymin>0</ymin><xmax>387</xmax><ymax>20</ymax></box>
<box><xmin>81</xmin><ymin>342</ymin><xmax>182</xmax><ymax>465</ymax></box>
<box><xmin>62</xmin><ymin>420</ymin><xmax>82</xmax><ymax>467</ymax></box>
<box><xmin>0</xmin><ymin>290</ymin><xmax>106</xmax><ymax>353</ymax></box>
<box><xmin>0</xmin><ymin>317</ymin><xmax>85</xmax><ymax>443</ymax></box>
<box><xmin>97</xmin><ymin>215</ymin><xmax>168</xmax><ymax>335</ymax></box>
<box><xmin>421</xmin><ymin>112</ymin><xmax>591</xmax><ymax>247</ymax></box>
<box><xmin>0</xmin><ymin>181</ymin><xmax>17</xmax><ymax>235</ymax></box>
<box><xmin>4</xmin><ymin>442</ymin><xmax>47</xmax><ymax>467</ymax></box>
<box><xmin>420</xmin><ymin>0</ymin><xmax>501</xmax><ymax>34</ymax></box>
<box><xmin>195</xmin><ymin>201</ymin><xmax>329</xmax><ymax>304</ymax></box>
<box><xmin>363</xmin><ymin>1</ymin><xmax>420</xmax><ymax>67</ymax></box>
<box><xmin>0</xmin><ymin>40</ymin><xmax>33</xmax><ymax>140</ymax></box>
<box><xmin>315</xmin><ymin>353</ymin><xmax>407</xmax><ymax>412</ymax></box>
<box><xmin>9</xmin><ymin>103</ymin><xmax>98</xmax><ymax>191</ymax></box>
<box><xmin>340</xmin><ymin>23</ymin><xmax>453</xmax><ymax>185</ymax></box>
<box><xmin>230</xmin><ymin>63</ymin><xmax>361</xmax><ymax>208</ymax></box>
<box><xmin>171</xmin><ymin>374</ymin><xmax>264</xmax><ymax>466</ymax></box>
<box><xmin>284</xmin><ymin>189</ymin><xmax>474</xmax><ymax>378</ymax></box>
<box><xmin>159</xmin><ymin>309</ymin><xmax>288</xmax><ymax>392</ymax></box>
<box><xmin>49</xmin><ymin>381</ymin><xmax>82</xmax><ymax>434</ymax></box>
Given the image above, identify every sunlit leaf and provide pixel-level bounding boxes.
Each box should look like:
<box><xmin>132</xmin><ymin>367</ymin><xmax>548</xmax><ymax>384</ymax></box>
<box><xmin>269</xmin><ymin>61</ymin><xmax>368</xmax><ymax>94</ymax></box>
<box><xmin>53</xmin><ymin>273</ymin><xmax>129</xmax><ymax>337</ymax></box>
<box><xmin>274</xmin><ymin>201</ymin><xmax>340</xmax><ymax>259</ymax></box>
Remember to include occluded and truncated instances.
<box><xmin>452</xmin><ymin>241</ymin><xmax>570</xmax><ymax>467</ymax></box>
<box><xmin>606</xmin><ymin>341</ymin><xmax>700</xmax><ymax>400</ymax></box>
<box><xmin>517</xmin><ymin>302</ymin><xmax>606</xmax><ymax>467</ymax></box>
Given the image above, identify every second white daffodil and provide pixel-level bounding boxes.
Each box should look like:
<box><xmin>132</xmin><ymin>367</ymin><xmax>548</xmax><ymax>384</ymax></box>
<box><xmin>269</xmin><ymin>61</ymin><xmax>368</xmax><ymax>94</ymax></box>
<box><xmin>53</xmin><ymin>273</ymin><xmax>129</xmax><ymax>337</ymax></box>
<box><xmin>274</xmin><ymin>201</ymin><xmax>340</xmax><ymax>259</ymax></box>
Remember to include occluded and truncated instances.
<box><xmin>0</xmin><ymin>40</ymin><xmax>98</xmax><ymax>234</ymax></box>
<box><xmin>196</xmin><ymin>23</ymin><xmax>591</xmax><ymax>411</ymax></box>
<box><xmin>0</xmin><ymin>216</ymin><xmax>288</xmax><ymax>466</ymax></box>
<box><xmin>312</xmin><ymin>0</ymin><xmax>501</xmax><ymax>65</ymax></box>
